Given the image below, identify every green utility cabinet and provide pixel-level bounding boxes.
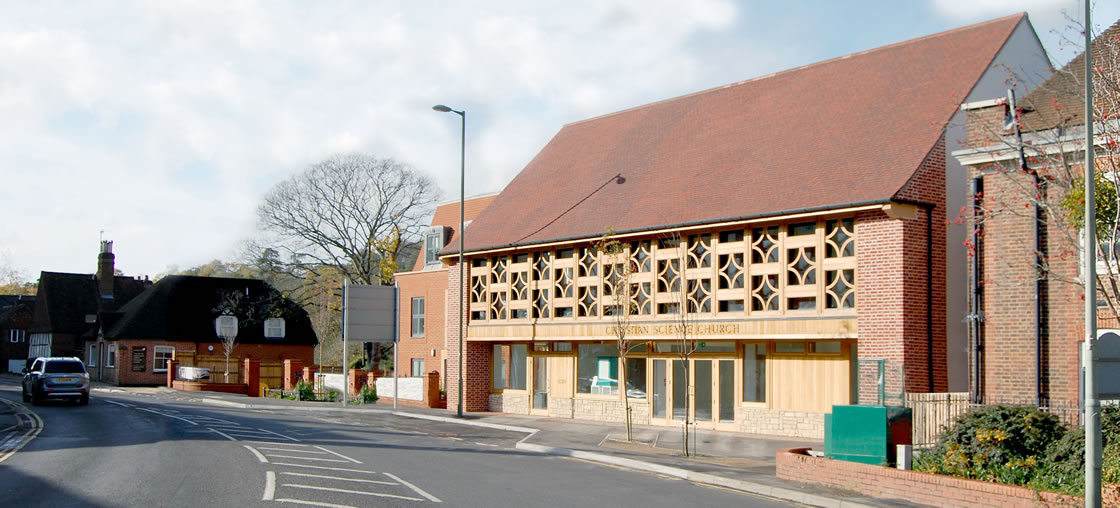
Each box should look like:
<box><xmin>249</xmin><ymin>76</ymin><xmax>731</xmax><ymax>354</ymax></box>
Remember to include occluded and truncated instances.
<box><xmin>824</xmin><ymin>405</ymin><xmax>912</xmax><ymax>465</ymax></box>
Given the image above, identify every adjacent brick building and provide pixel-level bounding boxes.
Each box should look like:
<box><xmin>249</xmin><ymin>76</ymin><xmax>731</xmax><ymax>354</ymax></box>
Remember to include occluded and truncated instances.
<box><xmin>436</xmin><ymin>14</ymin><xmax>1051</xmax><ymax>438</ymax></box>
<box><xmin>953</xmin><ymin>19</ymin><xmax>1120</xmax><ymax>408</ymax></box>
<box><xmin>0</xmin><ymin>295</ymin><xmax>34</xmax><ymax>373</ymax></box>
<box><xmin>394</xmin><ymin>195</ymin><xmax>496</xmax><ymax>399</ymax></box>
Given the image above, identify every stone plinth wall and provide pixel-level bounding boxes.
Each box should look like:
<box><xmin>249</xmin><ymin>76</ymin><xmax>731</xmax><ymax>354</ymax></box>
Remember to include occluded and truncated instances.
<box><xmin>489</xmin><ymin>392</ymin><xmax>529</xmax><ymax>415</ymax></box>
<box><xmin>736</xmin><ymin>407</ymin><xmax>825</xmax><ymax>439</ymax></box>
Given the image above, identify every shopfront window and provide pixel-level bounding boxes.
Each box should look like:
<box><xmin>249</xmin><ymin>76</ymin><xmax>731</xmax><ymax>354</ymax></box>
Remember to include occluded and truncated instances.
<box><xmin>625</xmin><ymin>357</ymin><xmax>646</xmax><ymax>398</ymax></box>
<box><xmin>743</xmin><ymin>343</ymin><xmax>766</xmax><ymax>402</ymax></box>
<box><xmin>492</xmin><ymin>344</ymin><xmax>505</xmax><ymax>390</ymax></box>
<box><xmin>510</xmin><ymin>344</ymin><xmax>527</xmax><ymax>390</ymax></box>
<box><xmin>577</xmin><ymin>344</ymin><xmax>618</xmax><ymax>395</ymax></box>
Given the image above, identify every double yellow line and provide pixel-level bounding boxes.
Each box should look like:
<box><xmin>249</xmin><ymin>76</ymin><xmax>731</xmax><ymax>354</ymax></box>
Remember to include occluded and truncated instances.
<box><xmin>0</xmin><ymin>398</ymin><xmax>43</xmax><ymax>464</ymax></box>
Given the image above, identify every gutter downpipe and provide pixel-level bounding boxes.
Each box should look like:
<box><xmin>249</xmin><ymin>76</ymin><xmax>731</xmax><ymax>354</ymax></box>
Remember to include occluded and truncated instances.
<box><xmin>969</xmin><ymin>176</ymin><xmax>984</xmax><ymax>401</ymax></box>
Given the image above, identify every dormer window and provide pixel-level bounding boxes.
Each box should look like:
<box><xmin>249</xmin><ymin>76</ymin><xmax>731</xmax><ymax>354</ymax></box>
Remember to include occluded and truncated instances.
<box><xmin>264</xmin><ymin>317</ymin><xmax>285</xmax><ymax>339</ymax></box>
<box><xmin>425</xmin><ymin>226</ymin><xmax>447</xmax><ymax>268</ymax></box>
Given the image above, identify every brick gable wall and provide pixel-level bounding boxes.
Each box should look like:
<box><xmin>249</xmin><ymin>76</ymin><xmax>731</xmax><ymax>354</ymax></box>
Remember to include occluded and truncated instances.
<box><xmin>856</xmin><ymin>137</ymin><xmax>949</xmax><ymax>396</ymax></box>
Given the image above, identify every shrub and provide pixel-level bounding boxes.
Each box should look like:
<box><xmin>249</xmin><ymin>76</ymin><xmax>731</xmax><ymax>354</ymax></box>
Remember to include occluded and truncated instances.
<box><xmin>914</xmin><ymin>405</ymin><xmax>1065</xmax><ymax>485</ymax></box>
<box><xmin>360</xmin><ymin>384</ymin><xmax>378</xmax><ymax>404</ymax></box>
<box><xmin>289</xmin><ymin>379</ymin><xmax>316</xmax><ymax>401</ymax></box>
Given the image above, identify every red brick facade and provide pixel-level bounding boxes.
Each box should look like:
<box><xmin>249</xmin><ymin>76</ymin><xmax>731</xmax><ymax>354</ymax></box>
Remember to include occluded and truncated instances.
<box><xmin>445</xmin><ymin>261</ymin><xmax>491</xmax><ymax>412</ymax></box>
<box><xmin>857</xmin><ymin>137</ymin><xmax>949</xmax><ymax>397</ymax></box>
<box><xmin>91</xmin><ymin>338</ymin><xmax>313</xmax><ymax>386</ymax></box>
<box><xmin>395</xmin><ymin>269</ymin><xmax>447</xmax><ymax>382</ymax></box>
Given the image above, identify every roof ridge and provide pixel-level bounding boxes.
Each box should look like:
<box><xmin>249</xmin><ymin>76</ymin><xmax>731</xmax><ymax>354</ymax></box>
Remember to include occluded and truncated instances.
<box><xmin>565</xmin><ymin>12</ymin><xmax>1027</xmax><ymax>128</ymax></box>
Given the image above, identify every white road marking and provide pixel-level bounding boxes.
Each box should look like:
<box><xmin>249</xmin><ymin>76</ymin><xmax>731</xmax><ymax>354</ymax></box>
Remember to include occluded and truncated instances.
<box><xmin>0</xmin><ymin>403</ymin><xmax>41</xmax><ymax>465</ymax></box>
<box><xmin>258</xmin><ymin>447</ymin><xmax>327</xmax><ymax>454</ymax></box>
<box><xmin>104</xmin><ymin>400</ymin><xmax>131</xmax><ymax>407</ymax></box>
<box><xmin>275</xmin><ymin>498</ymin><xmax>357</xmax><ymax>508</ymax></box>
<box><xmin>283</xmin><ymin>484</ymin><xmax>424</xmax><ymax>502</ymax></box>
<box><xmin>256</xmin><ymin>427</ymin><xmax>300</xmax><ymax>442</ymax></box>
<box><xmin>279</xmin><ymin>472</ymin><xmax>397</xmax><ymax>485</ymax></box>
<box><xmin>383</xmin><ymin>472</ymin><xmax>442</xmax><ymax>503</ymax></box>
<box><xmin>244</xmin><ymin>445</ymin><xmax>269</xmax><ymax>463</ymax></box>
<box><xmin>136</xmin><ymin>407</ymin><xmax>198</xmax><ymax>426</ymax></box>
<box><xmin>270</xmin><ymin>463</ymin><xmax>376</xmax><ymax>474</ymax></box>
<box><xmin>474</xmin><ymin>442</ymin><xmax>498</xmax><ymax>447</ymax></box>
<box><xmin>210</xmin><ymin>429</ymin><xmax>237</xmax><ymax>441</ymax></box>
<box><xmin>312</xmin><ymin>445</ymin><xmax>362</xmax><ymax>464</ymax></box>
<box><xmin>266</xmin><ymin>455</ymin><xmax>351</xmax><ymax>463</ymax></box>
<box><xmin>443</xmin><ymin>436</ymin><xmax>463</xmax><ymax>441</ymax></box>
<box><xmin>263</xmin><ymin>471</ymin><xmax>276</xmax><ymax>501</ymax></box>
<box><xmin>246</xmin><ymin>441</ymin><xmax>308</xmax><ymax>447</ymax></box>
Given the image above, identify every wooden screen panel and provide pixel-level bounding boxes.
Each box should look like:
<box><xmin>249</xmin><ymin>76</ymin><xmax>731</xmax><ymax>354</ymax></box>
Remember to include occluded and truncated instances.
<box><xmin>769</xmin><ymin>351</ymin><xmax>851</xmax><ymax>413</ymax></box>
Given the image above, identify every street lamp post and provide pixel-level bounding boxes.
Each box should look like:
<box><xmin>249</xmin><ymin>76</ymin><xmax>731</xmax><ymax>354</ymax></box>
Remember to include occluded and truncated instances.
<box><xmin>433</xmin><ymin>104</ymin><xmax>466</xmax><ymax>418</ymax></box>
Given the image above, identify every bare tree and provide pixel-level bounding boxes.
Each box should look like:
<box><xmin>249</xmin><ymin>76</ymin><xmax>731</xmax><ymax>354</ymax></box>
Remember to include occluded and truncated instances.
<box><xmin>661</xmin><ymin>233</ymin><xmax>699</xmax><ymax>456</ymax></box>
<box><xmin>595</xmin><ymin>229</ymin><xmax>642</xmax><ymax>442</ymax></box>
<box><xmin>253</xmin><ymin>153</ymin><xmax>440</xmax><ymax>286</ymax></box>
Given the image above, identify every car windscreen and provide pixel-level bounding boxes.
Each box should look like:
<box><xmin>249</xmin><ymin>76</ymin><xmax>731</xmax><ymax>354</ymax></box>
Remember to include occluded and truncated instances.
<box><xmin>44</xmin><ymin>361</ymin><xmax>86</xmax><ymax>374</ymax></box>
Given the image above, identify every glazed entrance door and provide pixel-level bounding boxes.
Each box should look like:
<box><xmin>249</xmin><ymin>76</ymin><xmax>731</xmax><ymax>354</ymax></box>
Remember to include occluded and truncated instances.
<box><xmin>662</xmin><ymin>357</ymin><xmax>737</xmax><ymax>429</ymax></box>
<box><xmin>532</xmin><ymin>356</ymin><xmax>548</xmax><ymax>413</ymax></box>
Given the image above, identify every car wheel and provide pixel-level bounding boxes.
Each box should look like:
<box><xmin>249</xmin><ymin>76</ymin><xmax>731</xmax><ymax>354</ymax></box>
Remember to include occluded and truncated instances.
<box><xmin>22</xmin><ymin>388</ymin><xmax>30</xmax><ymax>403</ymax></box>
<box><xmin>79</xmin><ymin>394</ymin><xmax>89</xmax><ymax>406</ymax></box>
<box><xmin>30</xmin><ymin>389</ymin><xmax>41</xmax><ymax>406</ymax></box>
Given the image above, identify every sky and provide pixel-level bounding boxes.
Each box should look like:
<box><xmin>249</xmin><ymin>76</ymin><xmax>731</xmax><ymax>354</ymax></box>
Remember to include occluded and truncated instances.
<box><xmin>2</xmin><ymin>0</ymin><xmax>1118</xmax><ymax>282</ymax></box>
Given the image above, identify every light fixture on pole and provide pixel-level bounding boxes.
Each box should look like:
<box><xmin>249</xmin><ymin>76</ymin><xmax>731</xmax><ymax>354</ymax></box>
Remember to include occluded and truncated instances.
<box><xmin>433</xmin><ymin>103</ymin><xmax>466</xmax><ymax>418</ymax></box>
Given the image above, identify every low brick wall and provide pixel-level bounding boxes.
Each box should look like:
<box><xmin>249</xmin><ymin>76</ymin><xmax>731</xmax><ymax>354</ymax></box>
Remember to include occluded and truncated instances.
<box><xmin>172</xmin><ymin>380</ymin><xmax>248</xmax><ymax>395</ymax></box>
<box><xmin>775</xmin><ymin>447</ymin><xmax>1114</xmax><ymax>507</ymax></box>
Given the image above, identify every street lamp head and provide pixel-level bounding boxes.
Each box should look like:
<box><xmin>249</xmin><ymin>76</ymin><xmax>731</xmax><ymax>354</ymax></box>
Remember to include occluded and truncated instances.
<box><xmin>432</xmin><ymin>104</ymin><xmax>452</xmax><ymax>113</ymax></box>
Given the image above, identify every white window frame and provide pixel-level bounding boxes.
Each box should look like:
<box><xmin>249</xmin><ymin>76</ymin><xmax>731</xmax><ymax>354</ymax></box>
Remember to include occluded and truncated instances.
<box><xmin>153</xmin><ymin>346</ymin><xmax>175</xmax><ymax>373</ymax></box>
<box><xmin>106</xmin><ymin>343</ymin><xmax>117</xmax><ymax>368</ymax></box>
<box><xmin>89</xmin><ymin>344</ymin><xmax>98</xmax><ymax>367</ymax></box>
<box><xmin>264</xmin><ymin>317</ymin><xmax>285</xmax><ymax>339</ymax></box>
<box><xmin>411</xmin><ymin>358</ymin><xmax>425</xmax><ymax>377</ymax></box>
<box><xmin>425</xmin><ymin>228</ymin><xmax>444</xmax><ymax>267</ymax></box>
<box><xmin>9</xmin><ymin>329</ymin><xmax>24</xmax><ymax>343</ymax></box>
<box><xmin>411</xmin><ymin>297</ymin><xmax>425</xmax><ymax>337</ymax></box>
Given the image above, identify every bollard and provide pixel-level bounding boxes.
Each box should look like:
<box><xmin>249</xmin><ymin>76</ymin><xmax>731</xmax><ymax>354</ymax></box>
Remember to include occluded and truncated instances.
<box><xmin>896</xmin><ymin>444</ymin><xmax>913</xmax><ymax>470</ymax></box>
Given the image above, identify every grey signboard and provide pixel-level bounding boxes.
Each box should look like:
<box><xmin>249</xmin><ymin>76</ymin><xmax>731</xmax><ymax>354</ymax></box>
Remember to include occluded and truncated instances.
<box><xmin>344</xmin><ymin>283</ymin><xmax>397</xmax><ymax>342</ymax></box>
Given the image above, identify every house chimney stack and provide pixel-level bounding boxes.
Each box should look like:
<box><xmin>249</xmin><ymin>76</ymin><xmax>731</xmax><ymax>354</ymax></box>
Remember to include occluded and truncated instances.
<box><xmin>98</xmin><ymin>240</ymin><xmax>115</xmax><ymax>298</ymax></box>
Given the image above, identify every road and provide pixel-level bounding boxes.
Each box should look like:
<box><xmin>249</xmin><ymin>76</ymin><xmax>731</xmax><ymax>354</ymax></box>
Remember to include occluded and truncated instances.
<box><xmin>0</xmin><ymin>382</ymin><xmax>796</xmax><ymax>507</ymax></box>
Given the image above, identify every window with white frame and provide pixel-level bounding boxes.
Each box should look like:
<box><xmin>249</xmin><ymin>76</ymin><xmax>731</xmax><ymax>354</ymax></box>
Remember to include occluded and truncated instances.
<box><xmin>425</xmin><ymin>228</ymin><xmax>445</xmax><ymax>267</ymax></box>
<box><xmin>411</xmin><ymin>297</ymin><xmax>425</xmax><ymax>337</ymax></box>
<box><xmin>154</xmin><ymin>346</ymin><xmax>174</xmax><ymax>372</ymax></box>
<box><xmin>106</xmin><ymin>344</ymin><xmax>117</xmax><ymax>368</ymax></box>
<box><xmin>411</xmin><ymin>358</ymin><xmax>425</xmax><ymax>377</ymax></box>
<box><xmin>9</xmin><ymin>329</ymin><xmax>24</xmax><ymax>343</ymax></box>
<box><xmin>264</xmin><ymin>318</ymin><xmax>285</xmax><ymax>339</ymax></box>
<box><xmin>89</xmin><ymin>344</ymin><xmax>97</xmax><ymax>367</ymax></box>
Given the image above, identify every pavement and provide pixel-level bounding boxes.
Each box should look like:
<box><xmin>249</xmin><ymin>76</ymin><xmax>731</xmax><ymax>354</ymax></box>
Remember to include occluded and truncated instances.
<box><xmin>0</xmin><ymin>376</ymin><xmax>920</xmax><ymax>508</ymax></box>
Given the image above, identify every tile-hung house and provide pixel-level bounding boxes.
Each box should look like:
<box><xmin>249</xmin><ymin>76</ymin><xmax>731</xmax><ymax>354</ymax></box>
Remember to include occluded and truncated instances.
<box><xmin>395</xmin><ymin>194</ymin><xmax>497</xmax><ymax>388</ymax></box>
<box><xmin>953</xmin><ymin>19</ymin><xmax>1120</xmax><ymax>409</ymax></box>
<box><xmin>0</xmin><ymin>295</ymin><xmax>34</xmax><ymax>372</ymax></box>
<box><xmin>89</xmin><ymin>275</ymin><xmax>318</xmax><ymax>385</ymax></box>
<box><xmin>438</xmin><ymin>14</ymin><xmax>1051</xmax><ymax>438</ymax></box>
<box><xmin>28</xmin><ymin>241</ymin><xmax>151</xmax><ymax>361</ymax></box>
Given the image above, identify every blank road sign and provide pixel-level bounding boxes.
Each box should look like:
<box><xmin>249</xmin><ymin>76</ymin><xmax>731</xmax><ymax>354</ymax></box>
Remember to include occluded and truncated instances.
<box><xmin>345</xmin><ymin>284</ymin><xmax>397</xmax><ymax>342</ymax></box>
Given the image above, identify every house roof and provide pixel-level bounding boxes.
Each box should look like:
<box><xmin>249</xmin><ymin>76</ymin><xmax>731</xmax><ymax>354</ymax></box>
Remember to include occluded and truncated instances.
<box><xmin>454</xmin><ymin>14</ymin><xmax>1026</xmax><ymax>255</ymax></box>
<box><xmin>29</xmin><ymin>271</ymin><xmax>150</xmax><ymax>334</ymax></box>
<box><xmin>415</xmin><ymin>194</ymin><xmax>497</xmax><ymax>270</ymax></box>
<box><xmin>104</xmin><ymin>275</ymin><xmax>318</xmax><ymax>346</ymax></box>
<box><xmin>1019</xmin><ymin>18</ymin><xmax>1120</xmax><ymax>131</ymax></box>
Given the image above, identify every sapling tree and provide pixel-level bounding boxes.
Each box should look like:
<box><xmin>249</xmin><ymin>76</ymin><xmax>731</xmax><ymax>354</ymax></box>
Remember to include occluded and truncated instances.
<box><xmin>595</xmin><ymin>229</ymin><xmax>643</xmax><ymax>442</ymax></box>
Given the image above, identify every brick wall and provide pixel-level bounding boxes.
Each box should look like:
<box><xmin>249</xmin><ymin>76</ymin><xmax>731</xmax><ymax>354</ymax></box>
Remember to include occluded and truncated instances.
<box><xmin>975</xmin><ymin>161</ymin><xmax>1082</xmax><ymax>403</ymax></box>
<box><xmin>112</xmin><ymin>339</ymin><xmax>313</xmax><ymax>386</ymax></box>
<box><xmin>395</xmin><ymin>269</ymin><xmax>447</xmax><ymax>381</ymax></box>
<box><xmin>857</xmin><ymin>137</ymin><xmax>948</xmax><ymax>397</ymax></box>
<box><xmin>446</xmin><ymin>261</ymin><xmax>492</xmax><ymax>412</ymax></box>
<box><xmin>775</xmin><ymin>447</ymin><xmax>1106</xmax><ymax>507</ymax></box>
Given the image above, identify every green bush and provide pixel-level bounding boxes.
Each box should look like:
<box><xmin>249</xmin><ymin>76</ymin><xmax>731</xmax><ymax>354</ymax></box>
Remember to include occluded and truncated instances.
<box><xmin>914</xmin><ymin>405</ymin><xmax>1065</xmax><ymax>485</ymax></box>
<box><xmin>360</xmin><ymin>384</ymin><xmax>378</xmax><ymax>404</ymax></box>
<box><xmin>289</xmin><ymin>379</ymin><xmax>316</xmax><ymax>401</ymax></box>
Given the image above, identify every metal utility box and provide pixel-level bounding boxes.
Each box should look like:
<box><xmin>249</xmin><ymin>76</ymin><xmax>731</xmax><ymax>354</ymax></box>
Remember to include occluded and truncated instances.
<box><xmin>825</xmin><ymin>405</ymin><xmax>912</xmax><ymax>465</ymax></box>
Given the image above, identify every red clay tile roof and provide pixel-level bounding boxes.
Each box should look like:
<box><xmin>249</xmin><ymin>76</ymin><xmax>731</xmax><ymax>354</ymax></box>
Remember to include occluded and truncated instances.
<box><xmin>413</xmin><ymin>194</ymin><xmax>497</xmax><ymax>270</ymax></box>
<box><xmin>456</xmin><ymin>14</ymin><xmax>1026</xmax><ymax>255</ymax></box>
<box><xmin>1019</xmin><ymin>18</ymin><xmax>1120</xmax><ymax>131</ymax></box>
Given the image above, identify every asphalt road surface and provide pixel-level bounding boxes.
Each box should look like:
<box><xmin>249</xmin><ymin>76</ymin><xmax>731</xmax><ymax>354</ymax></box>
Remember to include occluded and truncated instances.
<box><xmin>0</xmin><ymin>383</ymin><xmax>796</xmax><ymax>507</ymax></box>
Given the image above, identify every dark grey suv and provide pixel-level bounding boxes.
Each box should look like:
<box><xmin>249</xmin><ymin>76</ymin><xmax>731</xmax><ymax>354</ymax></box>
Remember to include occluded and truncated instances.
<box><xmin>22</xmin><ymin>357</ymin><xmax>90</xmax><ymax>405</ymax></box>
